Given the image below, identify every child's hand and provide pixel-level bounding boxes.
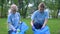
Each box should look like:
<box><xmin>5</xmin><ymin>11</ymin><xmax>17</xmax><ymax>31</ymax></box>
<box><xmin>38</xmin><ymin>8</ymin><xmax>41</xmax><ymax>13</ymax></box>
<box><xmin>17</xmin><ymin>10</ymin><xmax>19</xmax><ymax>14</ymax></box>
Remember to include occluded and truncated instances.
<box><xmin>17</xmin><ymin>29</ymin><xmax>20</xmax><ymax>32</ymax></box>
<box><xmin>16</xmin><ymin>29</ymin><xmax>20</xmax><ymax>34</ymax></box>
<box><xmin>13</xmin><ymin>27</ymin><xmax>16</xmax><ymax>31</ymax></box>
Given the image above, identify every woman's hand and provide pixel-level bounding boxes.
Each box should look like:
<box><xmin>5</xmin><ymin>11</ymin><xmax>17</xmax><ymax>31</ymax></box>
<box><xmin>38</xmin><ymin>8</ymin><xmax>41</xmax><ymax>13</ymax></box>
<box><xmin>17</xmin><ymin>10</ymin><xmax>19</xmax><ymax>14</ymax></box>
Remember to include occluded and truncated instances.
<box><xmin>31</xmin><ymin>21</ymin><xmax>34</xmax><ymax>26</ymax></box>
<box><xmin>42</xmin><ymin>24</ymin><xmax>45</xmax><ymax>28</ymax></box>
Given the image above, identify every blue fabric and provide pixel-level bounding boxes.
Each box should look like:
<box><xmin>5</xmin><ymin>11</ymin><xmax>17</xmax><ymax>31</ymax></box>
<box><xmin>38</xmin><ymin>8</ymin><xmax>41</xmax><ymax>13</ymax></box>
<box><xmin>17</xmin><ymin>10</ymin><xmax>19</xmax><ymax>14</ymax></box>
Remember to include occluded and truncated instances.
<box><xmin>11</xmin><ymin>22</ymin><xmax>29</xmax><ymax>34</ymax></box>
<box><xmin>32</xmin><ymin>26</ymin><xmax>50</xmax><ymax>34</ymax></box>
<box><xmin>7</xmin><ymin>12</ymin><xmax>20</xmax><ymax>30</ymax></box>
<box><xmin>31</xmin><ymin>10</ymin><xmax>49</xmax><ymax>25</ymax></box>
<box><xmin>12</xmin><ymin>32</ymin><xmax>24</xmax><ymax>34</ymax></box>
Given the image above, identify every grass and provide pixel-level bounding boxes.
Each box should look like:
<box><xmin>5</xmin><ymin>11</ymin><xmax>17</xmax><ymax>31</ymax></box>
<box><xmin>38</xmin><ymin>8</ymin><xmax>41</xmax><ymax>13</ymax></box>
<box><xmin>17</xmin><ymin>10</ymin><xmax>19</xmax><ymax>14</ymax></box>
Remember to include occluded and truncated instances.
<box><xmin>0</xmin><ymin>18</ymin><xmax>60</xmax><ymax>34</ymax></box>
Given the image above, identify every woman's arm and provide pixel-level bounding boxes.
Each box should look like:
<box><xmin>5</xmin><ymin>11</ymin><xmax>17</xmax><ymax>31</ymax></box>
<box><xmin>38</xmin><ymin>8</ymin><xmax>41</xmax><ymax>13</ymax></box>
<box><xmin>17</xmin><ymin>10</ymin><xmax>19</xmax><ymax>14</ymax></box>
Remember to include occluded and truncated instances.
<box><xmin>31</xmin><ymin>20</ymin><xmax>34</xmax><ymax>26</ymax></box>
<box><xmin>42</xmin><ymin>11</ymin><xmax>49</xmax><ymax>28</ymax></box>
<box><xmin>42</xmin><ymin>19</ymin><xmax>48</xmax><ymax>28</ymax></box>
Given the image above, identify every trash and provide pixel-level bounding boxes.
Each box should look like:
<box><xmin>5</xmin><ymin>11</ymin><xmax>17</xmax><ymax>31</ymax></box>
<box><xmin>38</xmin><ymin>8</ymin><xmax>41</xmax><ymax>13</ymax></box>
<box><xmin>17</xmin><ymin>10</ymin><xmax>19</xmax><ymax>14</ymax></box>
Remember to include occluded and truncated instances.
<box><xmin>33</xmin><ymin>26</ymin><xmax>50</xmax><ymax>34</ymax></box>
<box><xmin>11</xmin><ymin>22</ymin><xmax>29</xmax><ymax>34</ymax></box>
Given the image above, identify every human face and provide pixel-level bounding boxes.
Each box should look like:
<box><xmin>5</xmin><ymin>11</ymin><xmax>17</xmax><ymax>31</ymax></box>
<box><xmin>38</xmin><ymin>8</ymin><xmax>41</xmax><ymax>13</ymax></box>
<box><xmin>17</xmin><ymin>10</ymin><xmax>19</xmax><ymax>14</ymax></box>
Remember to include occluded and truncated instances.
<box><xmin>39</xmin><ymin>6</ymin><xmax>44</xmax><ymax>12</ymax></box>
<box><xmin>39</xmin><ymin>4</ymin><xmax>45</xmax><ymax>12</ymax></box>
<box><xmin>11</xmin><ymin>5</ymin><xmax>17</xmax><ymax>14</ymax></box>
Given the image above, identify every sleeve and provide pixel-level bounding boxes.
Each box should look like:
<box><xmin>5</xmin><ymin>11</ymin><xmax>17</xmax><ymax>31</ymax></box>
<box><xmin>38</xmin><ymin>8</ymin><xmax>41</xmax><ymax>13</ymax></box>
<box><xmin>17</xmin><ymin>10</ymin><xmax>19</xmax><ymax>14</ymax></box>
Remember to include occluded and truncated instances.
<box><xmin>45</xmin><ymin>12</ymin><xmax>49</xmax><ymax>19</ymax></box>
<box><xmin>7</xmin><ymin>15</ymin><xmax>12</xmax><ymax>23</ymax></box>
<box><xmin>31</xmin><ymin>11</ymin><xmax>36</xmax><ymax>20</ymax></box>
<box><xmin>18</xmin><ymin>12</ymin><xmax>21</xmax><ymax>21</ymax></box>
<box><xmin>7</xmin><ymin>15</ymin><xmax>16</xmax><ymax>30</ymax></box>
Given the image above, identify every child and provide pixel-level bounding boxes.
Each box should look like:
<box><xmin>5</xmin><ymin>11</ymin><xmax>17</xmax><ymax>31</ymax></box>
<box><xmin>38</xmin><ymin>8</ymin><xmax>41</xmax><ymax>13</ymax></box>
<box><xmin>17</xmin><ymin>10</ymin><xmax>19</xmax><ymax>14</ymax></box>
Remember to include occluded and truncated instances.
<box><xmin>7</xmin><ymin>4</ymin><xmax>28</xmax><ymax>34</ymax></box>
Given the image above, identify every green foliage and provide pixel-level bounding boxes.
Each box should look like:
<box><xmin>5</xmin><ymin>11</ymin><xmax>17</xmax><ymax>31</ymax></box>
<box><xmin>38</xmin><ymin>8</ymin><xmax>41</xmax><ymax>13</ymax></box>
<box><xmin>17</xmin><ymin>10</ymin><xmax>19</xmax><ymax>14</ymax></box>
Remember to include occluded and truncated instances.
<box><xmin>0</xmin><ymin>0</ymin><xmax>60</xmax><ymax>18</ymax></box>
<box><xmin>44</xmin><ymin>0</ymin><xmax>60</xmax><ymax>18</ymax></box>
<box><xmin>18</xmin><ymin>0</ymin><xmax>29</xmax><ymax>18</ymax></box>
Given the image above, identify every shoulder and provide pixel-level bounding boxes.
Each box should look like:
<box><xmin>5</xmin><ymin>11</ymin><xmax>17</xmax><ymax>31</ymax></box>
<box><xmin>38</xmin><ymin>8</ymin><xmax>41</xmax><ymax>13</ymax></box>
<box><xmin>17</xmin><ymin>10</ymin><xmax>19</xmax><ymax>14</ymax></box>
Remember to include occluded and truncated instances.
<box><xmin>44</xmin><ymin>11</ymin><xmax>49</xmax><ymax>16</ymax></box>
<box><xmin>44</xmin><ymin>10</ymin><xmax>49</xmax><ymax>13</ymax></box>
<box><xmin>33</xmin><ymin>10</ymin><xmax>39</xmax><ymax>14</ymax></box>
<box><xmin>8</xmin><ymin>13</ymin><xmax>12</xmax><ymax>17</ymax></box>
<box><xmin>44</xmin><ymin>11</ymin><xmax>48</xmax><ymax>14</ymax></box>
<box><xmin>16</xmin><ymin>12</ymin><xmax>20</xmax><ymax>15</ymax></box>
<box><xmin>16</xmin><ymin>12</ymin><xmax>20</xmax><ymax>17</ymax></box>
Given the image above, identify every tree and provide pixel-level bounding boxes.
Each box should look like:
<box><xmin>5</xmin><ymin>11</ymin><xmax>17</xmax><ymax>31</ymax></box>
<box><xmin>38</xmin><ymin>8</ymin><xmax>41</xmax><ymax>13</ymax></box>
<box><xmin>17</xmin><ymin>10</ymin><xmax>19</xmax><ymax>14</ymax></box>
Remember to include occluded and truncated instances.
<box><xmin>18</xmin><ymin>0</ymin><xmax>29</xmax><ymax>18</ymax></box>
<box><xmin>44</xmin><ymin>0</ymin><xmax>60</xmax><ymax>18</ymax></box>
<box><xmin>0</xmin><ymin>0</ymin><xmax>5</xmax><ymax>18</ymax></box>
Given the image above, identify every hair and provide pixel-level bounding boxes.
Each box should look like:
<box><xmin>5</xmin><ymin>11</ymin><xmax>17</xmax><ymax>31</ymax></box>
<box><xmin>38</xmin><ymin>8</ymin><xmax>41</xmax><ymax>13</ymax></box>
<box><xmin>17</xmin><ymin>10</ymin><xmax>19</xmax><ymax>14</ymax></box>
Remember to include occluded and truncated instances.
<box><xmin>8</xmin><ymin>4</ymin><xmax>18</xmax><ymax>15</ymax></box>
<box><xmin>38</xmin><ymin>2</ymin><xmax>45</xmax><ymax>9</ymax></box>
<box><xmin>10</xmin><ymin>4</ymin><xmax>18</xmax><ymax>11</ymax></box>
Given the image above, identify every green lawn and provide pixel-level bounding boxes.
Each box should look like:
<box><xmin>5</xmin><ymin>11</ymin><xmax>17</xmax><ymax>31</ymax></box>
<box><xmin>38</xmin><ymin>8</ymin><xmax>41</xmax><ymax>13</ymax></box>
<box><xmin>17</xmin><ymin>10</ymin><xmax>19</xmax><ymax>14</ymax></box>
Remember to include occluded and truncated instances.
<box><xmin>0</xmin><ymin>18</ymin><xmax>60</xmax><ymax>34</ymax></box>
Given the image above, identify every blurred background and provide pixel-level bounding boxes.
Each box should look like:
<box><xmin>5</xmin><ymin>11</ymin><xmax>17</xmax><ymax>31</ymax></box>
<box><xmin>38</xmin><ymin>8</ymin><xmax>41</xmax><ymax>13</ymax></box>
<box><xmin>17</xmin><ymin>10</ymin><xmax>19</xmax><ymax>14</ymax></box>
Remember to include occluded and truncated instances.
<box><xmin>0</xmin><ymin>0</ymin><xmax>60</xmax><ymax>34</ymax></box>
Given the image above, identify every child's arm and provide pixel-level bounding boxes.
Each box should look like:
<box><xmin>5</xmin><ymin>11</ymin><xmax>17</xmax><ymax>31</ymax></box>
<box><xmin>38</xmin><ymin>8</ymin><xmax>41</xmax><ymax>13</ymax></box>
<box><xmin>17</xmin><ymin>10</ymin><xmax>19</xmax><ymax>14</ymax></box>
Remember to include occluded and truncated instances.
<box><xmin>7</xmin><ymin>15</ymin><xmax>16</xmax><ymax>31</ymax></box>
<box><xmin>8</xmin><ymin>23</ymin><xmax>16</xmax><ymax>31</ymax></box>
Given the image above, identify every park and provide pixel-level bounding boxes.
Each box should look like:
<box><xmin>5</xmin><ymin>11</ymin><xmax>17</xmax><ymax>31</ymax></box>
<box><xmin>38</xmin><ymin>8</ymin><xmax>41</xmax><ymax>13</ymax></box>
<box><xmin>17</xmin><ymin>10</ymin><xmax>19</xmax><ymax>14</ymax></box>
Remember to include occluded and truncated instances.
<box><xmin>0</xmin><ymin>0</ymin><xmax>60</xmax><ymax>34</ymax></box>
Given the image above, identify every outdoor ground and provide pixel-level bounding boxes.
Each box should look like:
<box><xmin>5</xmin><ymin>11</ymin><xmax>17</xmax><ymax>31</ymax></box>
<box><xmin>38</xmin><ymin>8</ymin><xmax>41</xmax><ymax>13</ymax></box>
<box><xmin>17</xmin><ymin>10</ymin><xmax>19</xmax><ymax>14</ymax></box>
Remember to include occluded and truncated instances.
<box><xmin>0</xmin><ymin>18</ymin><xmax>60</xmax><ymax>34</ymax></box>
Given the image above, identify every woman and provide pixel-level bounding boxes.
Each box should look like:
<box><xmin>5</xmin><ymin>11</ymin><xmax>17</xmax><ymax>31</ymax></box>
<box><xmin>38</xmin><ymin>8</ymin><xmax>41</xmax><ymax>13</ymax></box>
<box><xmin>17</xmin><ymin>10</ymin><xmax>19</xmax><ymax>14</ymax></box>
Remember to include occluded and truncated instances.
<box><xmin>31</xmin><ymin>2</ymin><xmax>50</xmax><ymax>34</ymax></box>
